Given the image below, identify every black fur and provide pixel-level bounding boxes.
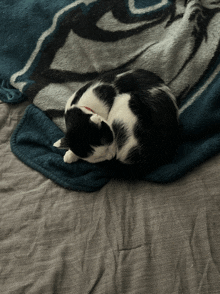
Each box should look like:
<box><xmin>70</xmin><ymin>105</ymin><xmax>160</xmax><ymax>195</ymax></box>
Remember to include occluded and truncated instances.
<box><xmin>45</xmin><ymin>109</ymin><xmax>65</xmax><ymax>119</ymax></box>
<box><xmin>112</xmin><ymin>120</ymin><xmax>129</xmax><ymax>151</ymax></box>
<box><xmin>115</xmin><ymin>69</ymin><xmax>164</xmax><ymax>94</ymax></box>
<box><xmin>71</xmin><ymin>82</ymin><xmax>93</xmax><ymax>105</ymax></box>
<box><xmin>126</xmin><ymin>87</ymin><xmax>179</xmax><ymax>166</ymax></box>
<box><xmin>65</xmin><ymin>107</ymin><xmax>113</xmax><ymax>158</ymax></box>
<box><xmin>132</xmin><ymin>99</ymin><xmax>178</xmax><ymax>170</ymax></box>
<box><xmin>62</xmin><ymin>69</ymin><xmax>179</xmax><ymax>172</ymax></box>
<box><xmin>93</xmin><ymin>85</ymin><xmax>116</xmax><ymax>109</ymax></box>
<box><xmin>98</xmin><ymin>68</ymin><xmax>127</xmax><ymax>84</ymax></box>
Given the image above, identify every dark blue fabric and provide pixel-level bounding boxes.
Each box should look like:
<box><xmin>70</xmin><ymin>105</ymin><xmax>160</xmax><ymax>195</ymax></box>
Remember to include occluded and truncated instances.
<box><xmin>10</xmin><ymin>81</ymin><xmax>220</xmax><ymax>191</ymax></box>
<box><xmin>0</xmin><ymin>0</ymin><xmax>80</xmax><ymax>80</ymax></box>
<box><xmin>0</xmin><ymin>80</ymin><xmax>27</xmax><ymax>104</ymax></box>
<box><xmin>1</xmin><ymin>0</ymin><xmax>220</xmax><ymax>192</ymax></box>
<box><xmin>10</xmin><ymin>104</ymin><xmax>110</xmax><ymax>192</ymax></box>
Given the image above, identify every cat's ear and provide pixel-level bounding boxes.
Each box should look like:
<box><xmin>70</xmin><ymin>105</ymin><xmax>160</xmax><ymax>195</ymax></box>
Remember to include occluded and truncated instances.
<box><xmin>53</xmin><ymin>137</ymin><xmax>69</xmax><ymax>149</ymax></box>
<box><xmin>90</xmin><ymin>114</ymin><xmax>102</xmax><ymax>126</ymax></box>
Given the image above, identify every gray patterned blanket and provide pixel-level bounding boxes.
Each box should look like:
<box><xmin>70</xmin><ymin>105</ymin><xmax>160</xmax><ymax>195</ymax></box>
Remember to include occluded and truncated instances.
<box><xmin>1</xmin><ymin>0</ymin><xmax>220</xmax><ymax>191</ymax></box>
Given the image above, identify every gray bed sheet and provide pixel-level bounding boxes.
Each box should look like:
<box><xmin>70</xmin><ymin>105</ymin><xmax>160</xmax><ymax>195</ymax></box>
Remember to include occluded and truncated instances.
<box><xmin>1</xmin><ymin>100</ymin><xmax>220</xmax><ymax>293</ymax></box>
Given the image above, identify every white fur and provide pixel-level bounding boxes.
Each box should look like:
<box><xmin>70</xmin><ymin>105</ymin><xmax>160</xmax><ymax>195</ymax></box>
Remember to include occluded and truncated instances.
<box><xmin>63</xmin><ymin>150</ymin><xmax>78</xmax><ymax>163</ymax></box>
<box><xmin>54</xmin><ymin>124</ymin><xmax>116</xmax><ymax>164</ymax></box>
<box><xmin>65</xmin><ymin>92</ymin><xmax>76</xmax><ymax>113</ymax></box>
<box><xmin>58</xmin><ymin>73</ymin><xmax>177</xmax><ymax>165</ymax></box>
<box><xmin>85</xmin><ymin>142</ymin><xmax>117</xmax><ymax>163</ymax></box>
<box><xmin>61</xmin><ymin>142</ymin><xmax>116</xmax><ymax>164</ymax></box>
<box><xmin>108</xmin><ymin>93</ymin><xmax>138</xmax><ymax>163</ymax></box>
<box><xmin>68</xmin><ymin>83</ymin><xmax>110</xmax><ymax>119</ymax></box>
<box><xmin>53</xmin><ymin>139</ymin><xmax>62</xmax><ymax>148</ymax></box>
<box><xmin>148</xmin><ymin>84</ymin><xmax>179</xmax><ymax>113</ymax></box>
<box><xmin>116</xmin><ymin>70</ymin><xmax>133</xmax><ymax>78</ymax></box>
<box><xmin>61</xmin><ymin>85</ymin><xmax>118</xmax><ymax>164</ymax></box>
<box><xmin>90</xmin><ymin>113</ymin><xmax>102</xmax><ymax>125</ymax></box>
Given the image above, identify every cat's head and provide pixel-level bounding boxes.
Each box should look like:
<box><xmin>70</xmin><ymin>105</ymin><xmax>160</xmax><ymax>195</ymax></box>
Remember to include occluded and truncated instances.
<box><xmin>54</xmin><ymin>106</ymin><xmax>116</xmax><ymax>163</ymax></box>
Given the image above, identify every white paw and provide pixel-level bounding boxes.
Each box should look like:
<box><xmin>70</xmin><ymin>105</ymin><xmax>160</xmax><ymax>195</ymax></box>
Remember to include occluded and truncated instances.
<box><xmin>63</xmin><ymin>150</ymin><xmax>78</xmax><ymax>163</ymax></box>
<box><xmin>53</xmin><ymin>139</ymin><xmax>62</xmax><ymax>148</ymax></box>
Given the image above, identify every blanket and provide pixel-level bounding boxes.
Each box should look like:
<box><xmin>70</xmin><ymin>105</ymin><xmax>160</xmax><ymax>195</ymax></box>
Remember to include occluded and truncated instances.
<box><xmin>1</xmin><ymin>0</ymin><xmax>220</xmax><ymax>192</ymax></box>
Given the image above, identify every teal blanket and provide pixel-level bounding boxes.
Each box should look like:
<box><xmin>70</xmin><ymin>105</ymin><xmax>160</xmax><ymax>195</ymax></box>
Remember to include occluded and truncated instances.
<box><xmin>1</xmin><ymin>0</ymin><xmax>220</xmax><ymax>192</ymax></box>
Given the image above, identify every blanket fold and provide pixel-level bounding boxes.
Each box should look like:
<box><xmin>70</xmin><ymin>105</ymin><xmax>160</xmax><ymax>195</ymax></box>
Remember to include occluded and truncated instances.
<box><xmin>1</xmin><ymin>0</ymin><xmax>220</xmax><ymax>191</ymax></box>
<box><xmin>10</xmin><ymin>104</ymin><xmax>110</xmax><ymax>192</ymax></box>
<box><xmin>0</xmin><ymin>80</ymin><xmax>26</xmax><ymax>104</ymax></box>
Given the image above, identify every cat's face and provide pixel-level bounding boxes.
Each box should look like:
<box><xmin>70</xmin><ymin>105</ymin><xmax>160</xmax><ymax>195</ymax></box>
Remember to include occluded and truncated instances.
<box><xmin>54</xmin><ymin>106</ymin><xmax>116</xmax><ymax>163</ymax></box>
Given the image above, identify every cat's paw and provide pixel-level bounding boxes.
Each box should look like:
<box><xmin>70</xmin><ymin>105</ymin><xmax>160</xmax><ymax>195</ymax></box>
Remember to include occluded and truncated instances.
<box><xmin>63</xmin><ymin>150</ymin><xmax>78</xmax><ymax>163</ymax></box>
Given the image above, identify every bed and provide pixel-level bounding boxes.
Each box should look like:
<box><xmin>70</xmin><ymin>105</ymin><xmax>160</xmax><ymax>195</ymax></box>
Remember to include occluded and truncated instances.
<box><xmin>1</xmin><ymin>0</ymin><xmax>220</xmax><ymax>293</ymax></box>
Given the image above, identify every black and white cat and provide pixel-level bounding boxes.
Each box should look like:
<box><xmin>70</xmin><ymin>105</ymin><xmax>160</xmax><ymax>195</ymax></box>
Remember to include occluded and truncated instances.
<box><xmin>54</xmin><ymin>69</ymin><xmax>179</xmax><ymax>173</ymax></box>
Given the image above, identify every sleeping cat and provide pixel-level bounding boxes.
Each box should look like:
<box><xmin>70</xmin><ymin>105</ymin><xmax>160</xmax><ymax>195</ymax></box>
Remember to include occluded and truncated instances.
<box><xmin>54</xmin><ymin>69</ymin><xmax>179</xmax><ymax>174</ymax></box>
